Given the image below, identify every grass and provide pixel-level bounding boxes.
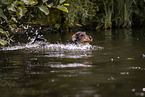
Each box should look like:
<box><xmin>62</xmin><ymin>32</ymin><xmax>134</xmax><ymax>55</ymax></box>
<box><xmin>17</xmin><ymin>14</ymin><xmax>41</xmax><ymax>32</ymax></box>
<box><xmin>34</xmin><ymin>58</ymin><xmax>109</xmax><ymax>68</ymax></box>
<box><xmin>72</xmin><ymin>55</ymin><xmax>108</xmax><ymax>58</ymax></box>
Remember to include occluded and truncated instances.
<box><xmin>96</xmin><ymin>2</ymin><xmax>113</xmax><ymax>29</ymax></box>
<box><xmin>113</xmin><ymin>0</ymin><xmax>134</xmax><ymax>28</ymax></box>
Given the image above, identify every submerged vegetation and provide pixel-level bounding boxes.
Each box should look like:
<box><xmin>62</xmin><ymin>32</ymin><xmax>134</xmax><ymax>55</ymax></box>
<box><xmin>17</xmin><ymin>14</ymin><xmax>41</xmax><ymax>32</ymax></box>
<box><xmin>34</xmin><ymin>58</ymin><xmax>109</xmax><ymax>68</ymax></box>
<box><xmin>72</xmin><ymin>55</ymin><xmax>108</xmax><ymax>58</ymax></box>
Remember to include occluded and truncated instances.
<box><xmin>0</xmin><ymin>0</ymin><xmax>145</xmax><ymax>45</ymax></box>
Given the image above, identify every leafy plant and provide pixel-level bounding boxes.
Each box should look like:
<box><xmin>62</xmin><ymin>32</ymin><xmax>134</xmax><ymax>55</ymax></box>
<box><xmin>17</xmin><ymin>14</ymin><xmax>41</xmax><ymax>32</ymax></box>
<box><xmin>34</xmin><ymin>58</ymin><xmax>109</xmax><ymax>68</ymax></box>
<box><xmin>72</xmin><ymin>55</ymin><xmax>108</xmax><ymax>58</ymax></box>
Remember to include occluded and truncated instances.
<box><xmin>113</xmin><ymin>0</ymin><xmax>135</xmax><ymax>28</ymax></box>
<box><xmin>0</xmin><ymin>0</ymin><xmax>69</xmax><ymax>46</ymax></box>
<box><xmin>39</xmin><ymin>0</ymin><xmax>69</xmax><ymax>15</ymax></box>
<box><xmin>96</xmin><ymin>1</ymin><xmax>113</xmax><ymax>29</ymax></box>
<box><xmin>0</xmin><ymin>28</ymin><xmax>13</xmax><ymax>46</ymax></box>
<box><xmin>66</xmin><ymin>0</ymin><xmax>96</xmax><ymax>27</ymax></box>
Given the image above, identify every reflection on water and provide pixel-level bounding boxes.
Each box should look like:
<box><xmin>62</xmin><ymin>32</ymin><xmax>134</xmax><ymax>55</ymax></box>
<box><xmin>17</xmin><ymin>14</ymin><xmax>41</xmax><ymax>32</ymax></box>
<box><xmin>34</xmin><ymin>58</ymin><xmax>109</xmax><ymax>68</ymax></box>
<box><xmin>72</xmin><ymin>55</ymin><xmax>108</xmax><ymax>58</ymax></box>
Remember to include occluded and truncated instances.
<box><xmin>46</xmin><ymin>63</ymin><xmax>92</xmax><ymax>68</ymax></box>
<box><xmin>0</xmin><ymin>28</ymin><xmax>145</xmax><ymax>97</ymax></box>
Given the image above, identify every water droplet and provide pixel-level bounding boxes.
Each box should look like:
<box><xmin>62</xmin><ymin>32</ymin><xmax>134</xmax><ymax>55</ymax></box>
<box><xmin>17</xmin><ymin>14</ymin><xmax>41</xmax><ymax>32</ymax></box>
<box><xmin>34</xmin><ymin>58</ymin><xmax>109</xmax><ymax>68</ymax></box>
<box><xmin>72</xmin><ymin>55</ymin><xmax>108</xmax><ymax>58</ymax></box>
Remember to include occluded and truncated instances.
<box><xmin>132</xmin><ymin>88</ymin><xmax>135</xmax><ymax>92</ymax></box>
<box><xmin>141</xmin><ymin>93</ymin><xmax>144</xmax><ymax>96</ymax></box>
<box><xmin>120</xmin><ymin>72</ymin><xmax>129</xmax><ymax>75</ymax></box>
<box><xmin>135</xmin><ymin>92</ymin><xmax>144</xmax><ymax>96</ymax></box>
<box><xmin>111</xmin><ymin>58</ymin><xmax>113</xmax><ymax>61</ymax></box>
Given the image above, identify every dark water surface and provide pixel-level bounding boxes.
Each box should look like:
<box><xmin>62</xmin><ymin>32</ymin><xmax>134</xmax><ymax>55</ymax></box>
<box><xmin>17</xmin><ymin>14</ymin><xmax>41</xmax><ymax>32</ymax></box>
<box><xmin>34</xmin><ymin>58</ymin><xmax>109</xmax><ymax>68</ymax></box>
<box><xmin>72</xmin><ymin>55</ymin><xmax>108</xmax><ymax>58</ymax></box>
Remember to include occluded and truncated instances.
<box><xmin>0</xmin><ymin>28</ymin><xmax>145</xmax><ymax>97</ymax></box>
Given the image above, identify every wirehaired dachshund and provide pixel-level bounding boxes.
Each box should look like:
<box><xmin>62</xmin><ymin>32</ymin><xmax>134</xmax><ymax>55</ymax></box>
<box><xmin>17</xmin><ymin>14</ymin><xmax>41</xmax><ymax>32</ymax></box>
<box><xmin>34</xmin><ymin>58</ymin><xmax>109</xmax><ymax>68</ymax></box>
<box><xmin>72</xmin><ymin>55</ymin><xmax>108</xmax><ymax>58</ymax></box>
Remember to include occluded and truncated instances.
<box><xmin>34</xmin><ymin>31</ymin><xmax>93</xmax><ymax>45</ymax></box>
<box><xmin>71</xmin><ymin>31</ymin><xmax>93</xmax><ymax>44</ymax></box>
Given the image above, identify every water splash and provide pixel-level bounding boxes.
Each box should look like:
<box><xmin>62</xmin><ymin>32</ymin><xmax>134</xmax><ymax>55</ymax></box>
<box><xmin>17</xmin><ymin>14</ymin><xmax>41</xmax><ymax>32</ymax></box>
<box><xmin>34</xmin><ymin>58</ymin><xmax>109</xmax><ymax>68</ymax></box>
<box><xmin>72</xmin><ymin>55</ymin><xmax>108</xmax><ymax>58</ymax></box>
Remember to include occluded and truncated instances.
<box><xmin>1</xmin><ymin>43</ymin><xmax>39</xmax><ymax>51</ymax></box>
<box><xmin>1</xmin><ymin>40</ymin><xmax>102</xmax><ymax>51</ymax></box>
<box><xmin>1</xmin><ymin>39</ymin><xmax>103</xmax><ymax>58</ymax></box>
<box><xmin>43</xmin><ymin>43</ymin><xmax>101</xmax><ymax>51</ymax></box>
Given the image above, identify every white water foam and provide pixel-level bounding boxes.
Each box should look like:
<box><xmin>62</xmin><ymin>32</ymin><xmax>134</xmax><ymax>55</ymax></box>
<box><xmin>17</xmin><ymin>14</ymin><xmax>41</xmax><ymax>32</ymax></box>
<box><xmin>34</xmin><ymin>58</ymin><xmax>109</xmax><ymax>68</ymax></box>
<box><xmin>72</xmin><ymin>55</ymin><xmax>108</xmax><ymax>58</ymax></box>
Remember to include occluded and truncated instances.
<box><xmin>1</xmin><ymin>41</ymin><xmax>103</xmax><ymax>58</ymax></box>
<box><xmin>44</xmin><ymin>43</ymin><xmax>99</xmax><ymax>51</ymax></box>
<box><xmin>1</xmin><ymin>41</ymin><xmax>102</xmax><ymax>51</ymax></box>
<box><xmin>2</xmin><ymin>43</ymin><xmax>39</xmax><ymax>51</ymax></box>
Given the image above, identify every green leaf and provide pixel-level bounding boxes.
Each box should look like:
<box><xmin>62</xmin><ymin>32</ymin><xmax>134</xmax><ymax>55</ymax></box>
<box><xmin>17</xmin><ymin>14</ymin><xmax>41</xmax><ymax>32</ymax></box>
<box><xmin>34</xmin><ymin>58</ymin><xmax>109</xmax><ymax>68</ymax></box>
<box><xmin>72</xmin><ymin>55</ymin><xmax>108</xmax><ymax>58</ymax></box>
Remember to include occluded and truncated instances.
<box><xmin>0</xmin><ymin>39</ymin><xmax>7</xmax><ymax>45</ymax></box>
<box><xmin>0</xmin><ymin>8</ymin><xmax>7</xmax><ymax>21</ymax></box>
<box><xmin>64</xmin><ymin>3</ymin><xmax>69</xmax><ymax>6</ymax></box>
<box><xmin>28</xmin><ymin>0</ymin><xmax>38</xmax><ymax>5</ymax></box>
<box><xmin>7</xmin><ymin>3</ymin><xmax>16</xmax><ymax>12</ymax></box>
<box><xmin>46</xmin><ymin>2</ymin><xmax>53</xmax><ymax>8</ymax></box>
<box><xmin>60</xmin><ymin>0</ymin><xmax>66</xmax><ymax>4</ymax></box>
<box><xmin>17</xmin><ymin>1</ymin><xmax>24</xmax><ymax>5</ymax></box>
<box><xmin>0</xmin><ymin>28</ymin><xmax>6</xmax><ymax>34</ymax></box>
<box><xmin>21</xmin><ymin>0</ymin><xmax>29</xmax><ymax>5</ymax></box>
<box><xmin>39</xmin><ymin>5</ymin><xmax>49</xmax><ymax>15</ymax></box>
<box><xmin>57</xmin><ymin>6</ymin><xmax>68</xmax><ymax>13</ymax></box>
<box><xmin>21</xmin><ymin>0</ymin><xmax>38</xmax><ymax>5</ymax></box>
<box><xmin>18</xmin><ymin>6</ymin><xmax>27</xmax><ymax>18</ymax></box>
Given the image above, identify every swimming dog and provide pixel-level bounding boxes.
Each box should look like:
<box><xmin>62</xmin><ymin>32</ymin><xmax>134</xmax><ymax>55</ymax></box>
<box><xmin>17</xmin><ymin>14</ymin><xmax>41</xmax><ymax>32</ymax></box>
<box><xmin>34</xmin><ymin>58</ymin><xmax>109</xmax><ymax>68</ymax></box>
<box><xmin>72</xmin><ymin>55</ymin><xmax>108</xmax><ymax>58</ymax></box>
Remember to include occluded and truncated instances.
<box><xmin>33</xmin><ymin>31</ymin><xmax>93</xmax><ymax>44</ymax></box>
<box><xmin>71</xmin><ymin>31</ymin><xmax>93</xmax><ymax>44</ymax></box>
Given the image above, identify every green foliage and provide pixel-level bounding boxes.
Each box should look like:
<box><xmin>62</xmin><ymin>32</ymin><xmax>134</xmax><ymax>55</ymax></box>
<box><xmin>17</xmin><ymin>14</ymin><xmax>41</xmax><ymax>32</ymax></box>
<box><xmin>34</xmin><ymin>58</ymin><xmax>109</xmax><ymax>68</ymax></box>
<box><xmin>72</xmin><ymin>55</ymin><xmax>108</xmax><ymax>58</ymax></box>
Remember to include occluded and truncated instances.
<box><xmin>0</xmin><ymin>0</ymin><xmax>69</xmax><ymax>46</ymax></box>
<box><xmin>66</xmin><ymin>0</ymin><xmax>97</xmax><ymax>27</ymax></box>
<box><xmin>113</xmin><ymin>0</ymin><xmax>134</xmax><ymax>28</ymax></box>
<box><xmin>40</xmin><ymin>0</ymin><xmax>69</xmax><ymax>14</ymax></box>
<box><xmin>0</xmin><ymin>28</ymin><xmax>13</xmax><ymax>46</ymax></box>
<box><xmin>96</xmin><ymin>1</ymin><xmax>113</xmax><ymax>29</ymax></box>
<box><xmin>60</xmin><ymin>0</ymin><xmax>66</xmax><ymax>4</ymax></box>
<box><xmin>96</xmin><ymin>0</ymin><xmax>137</xmax><ymax>29</ymax></box>
<box><xmin>0</xmin><ymin>8</ymin><xmax>7</xmax><ymax>21</ymax></box>
<box><xmin>21</xmin><ymin>0</ymin><xmax>38</xmax><ymax>5</ymax></box>
<box><xmin>57</xmin><ymin>6</ymin><xmax>68</xmax><ymax>13</ymax></box>
<box><xmin>39</xmin><ymin>5</ymin><xmax>49</xmax><ymax>15</ymax></box>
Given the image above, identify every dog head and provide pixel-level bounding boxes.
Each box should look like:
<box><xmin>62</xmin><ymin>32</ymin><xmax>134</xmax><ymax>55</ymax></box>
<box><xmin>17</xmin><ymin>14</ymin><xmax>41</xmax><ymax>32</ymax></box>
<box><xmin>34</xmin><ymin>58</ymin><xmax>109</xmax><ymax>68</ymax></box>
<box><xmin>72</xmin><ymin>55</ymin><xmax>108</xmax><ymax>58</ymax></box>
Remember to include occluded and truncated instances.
<box><xmin>71</xmin><ymin>32</ymin><xmax>93</xmax><ymax>44</ymax></box>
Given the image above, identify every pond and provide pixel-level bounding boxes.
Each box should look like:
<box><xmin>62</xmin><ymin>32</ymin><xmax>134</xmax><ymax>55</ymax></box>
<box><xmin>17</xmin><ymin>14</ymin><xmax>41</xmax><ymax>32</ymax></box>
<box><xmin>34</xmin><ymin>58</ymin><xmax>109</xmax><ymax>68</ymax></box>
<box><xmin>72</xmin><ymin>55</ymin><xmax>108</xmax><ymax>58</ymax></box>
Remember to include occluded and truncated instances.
<box><xmin>0</xmin><ymin>28</ymin><xmax>145</xmax><ymax>97</ymax></box>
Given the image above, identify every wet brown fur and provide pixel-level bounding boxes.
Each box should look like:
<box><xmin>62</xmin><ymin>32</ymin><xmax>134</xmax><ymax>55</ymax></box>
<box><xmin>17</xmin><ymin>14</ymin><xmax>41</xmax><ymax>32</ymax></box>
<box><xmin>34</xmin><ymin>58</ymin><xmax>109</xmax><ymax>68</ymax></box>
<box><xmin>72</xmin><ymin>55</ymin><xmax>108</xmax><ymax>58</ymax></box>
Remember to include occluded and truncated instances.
<box><xmin>71</xmin><ymin>31</ymin><xmax>93</xmax><ymax>44</ymax></box>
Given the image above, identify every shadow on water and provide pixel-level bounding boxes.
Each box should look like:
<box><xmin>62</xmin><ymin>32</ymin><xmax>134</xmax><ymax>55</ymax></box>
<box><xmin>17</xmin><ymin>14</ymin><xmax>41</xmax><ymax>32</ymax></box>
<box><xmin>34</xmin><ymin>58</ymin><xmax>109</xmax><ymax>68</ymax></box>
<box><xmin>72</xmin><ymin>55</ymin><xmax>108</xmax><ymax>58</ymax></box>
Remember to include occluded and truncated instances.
<box><xmin>0</xmin><ymin>28</ymin><xmax>145</xmax><ymax>97</ymax></box>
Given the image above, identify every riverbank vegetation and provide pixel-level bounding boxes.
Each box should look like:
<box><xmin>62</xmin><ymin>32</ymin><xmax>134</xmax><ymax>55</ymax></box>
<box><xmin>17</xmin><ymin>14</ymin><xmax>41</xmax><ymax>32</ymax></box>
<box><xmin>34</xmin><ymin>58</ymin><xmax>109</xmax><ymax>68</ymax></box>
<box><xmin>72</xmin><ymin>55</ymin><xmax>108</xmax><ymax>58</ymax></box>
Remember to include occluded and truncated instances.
<box><xmin>0</xmin><ymin>0</ymin><xmax>145</xmax><ymax>45</ymax></box>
